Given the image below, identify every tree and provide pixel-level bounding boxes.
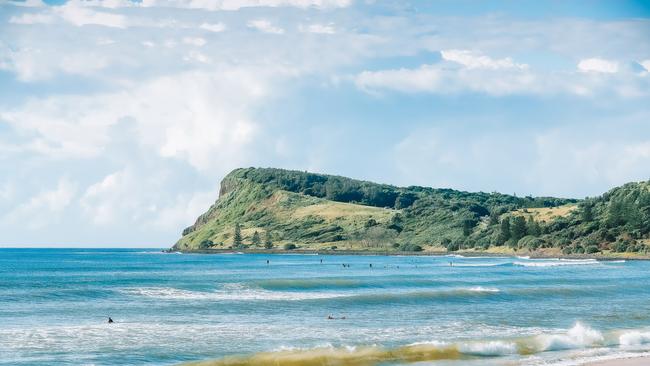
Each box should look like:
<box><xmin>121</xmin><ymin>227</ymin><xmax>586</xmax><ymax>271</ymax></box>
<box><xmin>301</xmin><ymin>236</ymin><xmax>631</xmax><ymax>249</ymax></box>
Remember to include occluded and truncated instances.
<box><xmin>581</xmin><ymin>202</ymin><xmax>594</xmax><ymax>222</ymax></box>
<box><xmin>498</xmin><ymin>217</ymin><xmax>511</xmax><ymax>244</ymax></box>
<box><xmin>361</xmin><ymin>227</ymin><xmax>397</xmax><ymax>248</ymax></box>
<box><xmin>526</xmin><ymin>216</ymin><xmax>541</xmax><ymax>237</ymax></box>
<box><xmin>251</xmin><ymin>231</ymin><xmax>261</xmax><ymax>246</ymax></box>
<box><xmin>394</xmin><ymin>193</ymin><xmax>417</xmax><ymax>209</ymax></box>
<box><xmin>462</xmin><ymin>219</ymin><xmax>475</xmax><ymax>237</ymax></box>
<box><xmin>511</xmin><ymin>216</ymin><xmax>527</xmax><ymax>242</ymax></box>
<box><xmin>233</xmin><ymin>223</ymin><xmax>242</xmax><ymax>247</ymax></box>
<box><xmin>607</xmin><ymin>200</ymin><xmax>625</xmax><ymax>227</ymax></box>
<box><xmin>488</xmin><ymin>211</ymin><xmax>500</xmax><ymax>226</ymax></box>
<box><xmin>264</xmin><ymin>231</ymin><xmax>273</xmax><ymax>249</ymax></box>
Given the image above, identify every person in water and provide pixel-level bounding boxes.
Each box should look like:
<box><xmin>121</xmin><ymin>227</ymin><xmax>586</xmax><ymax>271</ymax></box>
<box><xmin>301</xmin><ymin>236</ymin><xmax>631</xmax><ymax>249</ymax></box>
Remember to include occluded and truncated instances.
<box><xmin>107</xmin><ymin>317</ymin><xmax>114</xmax><ymax>324</ymax></box>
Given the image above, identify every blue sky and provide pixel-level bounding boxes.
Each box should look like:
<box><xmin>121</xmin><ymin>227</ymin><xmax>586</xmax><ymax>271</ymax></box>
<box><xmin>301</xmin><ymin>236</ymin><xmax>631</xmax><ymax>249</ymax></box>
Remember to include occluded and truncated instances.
<box><xmin>1</xmin><ymin>0</ymin><xmax>649</xmax><ymax>247</ymax></box>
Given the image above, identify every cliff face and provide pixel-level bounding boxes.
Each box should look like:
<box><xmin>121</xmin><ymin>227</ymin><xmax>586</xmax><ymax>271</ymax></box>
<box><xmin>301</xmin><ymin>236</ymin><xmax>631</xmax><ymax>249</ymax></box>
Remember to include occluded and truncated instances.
<box><xmin>172</xmin><ymin>168</ymin><xmax>649</xmax><ymax>256</ymax></box>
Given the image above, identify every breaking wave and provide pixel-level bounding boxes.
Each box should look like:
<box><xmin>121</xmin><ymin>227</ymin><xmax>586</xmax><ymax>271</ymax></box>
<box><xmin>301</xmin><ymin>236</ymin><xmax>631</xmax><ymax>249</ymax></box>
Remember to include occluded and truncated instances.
<box><xmin>181</xmin><ymin>323</ymin><xmax>650</xmax><ymax>366</ymax></box>
<box><xmin>120</xmin><ymin>285</ymin><xmax>346</xmax><ymax>301</ymax></box>
<box><xmin>513</xmin><ymin>259</ymin><xmax>600</xmax><ymax>267</ymax></box>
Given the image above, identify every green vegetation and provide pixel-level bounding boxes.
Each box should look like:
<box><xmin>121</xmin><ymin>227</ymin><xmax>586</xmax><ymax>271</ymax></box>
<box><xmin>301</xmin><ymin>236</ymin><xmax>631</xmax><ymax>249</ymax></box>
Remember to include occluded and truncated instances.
<box><xmin>173</xmin><ymin>168</ymin><xmax>650</xmax><ymax>256</ymax></box>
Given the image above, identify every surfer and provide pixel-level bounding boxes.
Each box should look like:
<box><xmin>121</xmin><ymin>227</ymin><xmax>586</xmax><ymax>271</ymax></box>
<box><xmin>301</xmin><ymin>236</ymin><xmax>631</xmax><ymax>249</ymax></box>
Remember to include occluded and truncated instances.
<box><xmin>327</xmin><ymin>315</ymin><xmax>334</xmax><ymax>320</ymax></box>
<box><xmin>266</xmin><ymin>259</ymin><xmax>269</xmax><ymax>265</ymax></box>
<box><xmin>320</xmin><ymin>259</ymin><xmax>323</xmax><ymax>264</ymax></box>
<box><xmin>107</xmin><ymin>317</ymin><xmax>114</xmax><ymax>324</ymax></box>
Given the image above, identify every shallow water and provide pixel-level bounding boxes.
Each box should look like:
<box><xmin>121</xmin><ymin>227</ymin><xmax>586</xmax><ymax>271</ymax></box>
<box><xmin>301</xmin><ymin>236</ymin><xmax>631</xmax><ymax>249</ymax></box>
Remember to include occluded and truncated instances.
<box><xmin>2</xmin><ymin>249</ymin><xmax>650</xmax><ymax>365</ymax></box>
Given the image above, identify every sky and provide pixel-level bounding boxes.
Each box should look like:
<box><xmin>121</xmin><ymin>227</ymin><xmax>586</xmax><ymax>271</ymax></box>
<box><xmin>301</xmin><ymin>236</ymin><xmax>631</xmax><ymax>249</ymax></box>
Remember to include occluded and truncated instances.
<box><xmin>1</xmin><ymin>0</ymin><xmax>649</xmax><ymax>247</ymax></box>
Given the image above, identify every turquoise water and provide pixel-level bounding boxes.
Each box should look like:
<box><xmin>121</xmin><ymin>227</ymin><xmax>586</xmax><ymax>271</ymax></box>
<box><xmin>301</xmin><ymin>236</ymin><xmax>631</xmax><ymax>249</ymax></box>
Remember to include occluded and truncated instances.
<box><xmin>2</xmin><ymin>249</ymin><xmax>650</xmax><ymax>365</ymax></box>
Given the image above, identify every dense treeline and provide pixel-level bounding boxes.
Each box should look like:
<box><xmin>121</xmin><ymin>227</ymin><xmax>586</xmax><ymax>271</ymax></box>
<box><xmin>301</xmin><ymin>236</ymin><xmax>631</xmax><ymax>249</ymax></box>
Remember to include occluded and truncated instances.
<box><xmin>227</xmin><ymin>168</ymin><xmax>574</xmax><ymax>211</ymax></box>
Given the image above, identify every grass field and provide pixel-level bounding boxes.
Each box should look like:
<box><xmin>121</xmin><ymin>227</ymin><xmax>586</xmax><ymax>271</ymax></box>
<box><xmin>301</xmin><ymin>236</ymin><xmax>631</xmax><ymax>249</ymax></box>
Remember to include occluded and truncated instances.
<box><xmin>513</xmin><ymin>204</ymin><xmax>577</xmax><ymax>222</ymax></box>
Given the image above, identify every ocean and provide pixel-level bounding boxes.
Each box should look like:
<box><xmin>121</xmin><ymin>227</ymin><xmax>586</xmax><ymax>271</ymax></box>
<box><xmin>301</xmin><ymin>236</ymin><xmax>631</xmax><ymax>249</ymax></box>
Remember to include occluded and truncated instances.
<box><xmin>2</xmin><ymin>248</ymin><xmax>650</xmax><ymax>365</ymax></box>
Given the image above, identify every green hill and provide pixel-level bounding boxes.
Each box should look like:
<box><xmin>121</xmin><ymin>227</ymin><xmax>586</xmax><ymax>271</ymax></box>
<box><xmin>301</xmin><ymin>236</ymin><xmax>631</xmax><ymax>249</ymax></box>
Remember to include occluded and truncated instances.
<box><xmin>172</xmin><ymin>168</ymin><xmax>650</xmax><ymax>256</ymax></box>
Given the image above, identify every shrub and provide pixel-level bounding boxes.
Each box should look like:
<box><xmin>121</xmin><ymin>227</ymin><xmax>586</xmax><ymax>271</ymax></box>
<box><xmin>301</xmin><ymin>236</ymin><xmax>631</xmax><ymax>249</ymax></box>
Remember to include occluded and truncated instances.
<box><xmin>401</xmin><ymin>243</ymin><xmax>423</xmax><ymax>252</ymax></box>
<box><xmin>586</xmin><ymin>245</ymin><xmax>600</xmax><ymax>254</ymax></box>
<box><xmin>518</xmin><ymin>235</ymin><xmax>543</xmax><ymax>250</ymax></box>
<box><xmin>283</xmin><ymin>243</ymin><xmax>297</xmax><ymax>250</ymax></box>
<box><xmin>613</xmin><ymin>241</ymin><xmax>627</xmax><ymax>252</ymax></box>
<box><xmin>446</xmin><ymin>242</ymin><xmax>460</xmax><ymax>252</ymax></box>
<box><xmin>199</xmin><ymin>239</ymin><xmax>214</xmax><ymax>249</ymax></box>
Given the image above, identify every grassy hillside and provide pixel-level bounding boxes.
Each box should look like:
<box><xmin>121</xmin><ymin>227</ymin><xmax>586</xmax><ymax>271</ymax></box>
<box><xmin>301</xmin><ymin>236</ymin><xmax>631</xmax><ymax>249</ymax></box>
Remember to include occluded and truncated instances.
<box><xmin>173</xmin><ymin>168</ymin><xmax>649</xmax><ymax>256</ymax></box>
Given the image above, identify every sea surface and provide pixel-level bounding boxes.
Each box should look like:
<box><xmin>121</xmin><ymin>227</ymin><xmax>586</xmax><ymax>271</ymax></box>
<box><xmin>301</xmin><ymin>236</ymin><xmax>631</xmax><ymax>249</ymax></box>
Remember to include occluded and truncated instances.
<box><xmin>2</xmin><ymin>249</ymin><xmax>650</xmax><ymax>366</ymax></box>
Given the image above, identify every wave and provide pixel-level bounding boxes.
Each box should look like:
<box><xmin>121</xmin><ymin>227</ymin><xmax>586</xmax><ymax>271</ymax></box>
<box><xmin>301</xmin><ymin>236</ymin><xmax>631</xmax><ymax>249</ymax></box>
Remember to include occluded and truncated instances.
<box><xmin>534</xmin><ymin>322</ymin><xmax>604</xmax><ymax>351</ymax></box>
<box><xmin>467</xmin><ymin>286</ymin><xmax>501</xmax><ymax>293</ymax></box>
<box><xmin>451</xmin><ymin>262</ymin><xmax>509</xmax><ymax>267</ymax></box>
<box><xmin>120</xmin><ymin>285</ymin><xmax>346</xmax><ymax>301</ymax></box>
<box><xmin>619</xmin><ymin>331</ymin><xmax>650</xmax><ymax>346</ymax></box>
<box><xmin>256</xmin><ymin>278</ymin><xmax>363</xmax><ymax>290</ymax></box>
<box><xmin>181</xmin><ymin>323</ymin><xmax>650</xmax><ymax>366</ymax></box>
<box><xmin>513</xmin><ymin>259</ymin><xmax>600</xmax><ymax>267</ymax></box>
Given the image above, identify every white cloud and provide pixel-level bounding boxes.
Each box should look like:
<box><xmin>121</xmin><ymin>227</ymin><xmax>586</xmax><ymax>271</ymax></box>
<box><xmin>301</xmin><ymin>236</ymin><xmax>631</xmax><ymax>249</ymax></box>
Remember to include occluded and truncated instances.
<box><xmin>355</xmin><ymin>50</ymin><xmax>649</xmax><ymax>97</ymax></box>
<box><xmin>1</xmin><ymin>68</ymin><xmax>282</xmax><ymax>170</ymax></box>
<box><xmin>530</xmin><ymin>131</ymin><xmax>650</xmax><ymax>196</ymax></box>
<box><xmin>8</xmin><ymin>2</ymin><xmax>129</xmax><ymax>27</ymax></box>
<box><xmin>300</xmin><ymin>23</ymin><xmax>335</xmax><ymax>34</ymax></box>
<box><xmin>0</xmin><ymin>182</ymin><xmax>15</xmax><ymax>202</ymax></box>
<box><xmin>80</xmin><ymin>167</ymin><xmax>217</xmax><ymax>231</ymax></box>
<box><xmin>639</xmin><ymin>60</ymin><xmax>650</xmax><ymax>73</ymax></box>
<box><xmin>0</xmin><ymin>45</ymin><xmax>112</xmax><ymax>83</ymax></box>
<box><xmin>182</xmin><ymin>37</ymin><xmax>207</xmax><ymax>46</ymax></box>
<box><xmin>149</xmin><ymin>190</ymin><xmax>217</xmax><ymax>230</ymax></box>
<box><xmin>9</xmin><ymin>12</ymin><xmax>54</xmax><ymax>25</ymax></box>
<box><xmin>137</xmin><ymin>0</ymin><xmax>351</xmax><ymax>11</ymax></box>
<box><xmin>184</xmin><ymin>50</ymin><xmax>210</xmax><ymax>63</ymax></box>
<box><xmin>55</xmin><ymin>3</ymin><xmax>128</xmax><ymax>28</ymax></box>
<box><xmin>577</xmin><ymin>58</ymin><xmax>619</xmax><ymax>73</ymax></box>
<box><xmin>392</xmin><ymin>124</ymin><xmax>650</xmax><ymax>198</ymax></box>
<box><xmin>200</xmin><ymin>22</ymin><xmax>226</xmax><ymax>32</ymax></box>
<box><xmin>247</xmin><ymin>19</ymin><xmax>284</xmax><ymax>34</ymax></box>
<box><xmin>355</xmin><ymin>64</ymin><xmax>443</xmax><ymax>93</ymax></box>
<box><xmin>6</xmin><ymin>0</ymin><xmax>46</xmax><ymax>7</ymax></box>
<box><xmin>2</xmin><ymin>178</ymin><xmax>77</xmax><ymax>229</ymax></box>
<box><xmin>441</xmin><ymin>49</ymin><xmax>528</xmax><ymax>70</ymax></box>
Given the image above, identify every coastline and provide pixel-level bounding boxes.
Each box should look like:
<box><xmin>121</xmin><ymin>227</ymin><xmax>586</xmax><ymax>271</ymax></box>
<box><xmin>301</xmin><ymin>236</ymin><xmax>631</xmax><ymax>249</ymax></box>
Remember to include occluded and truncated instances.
<box><xmin>167</xmin><ymin>248</ymin><xmax>650</xmax><ymax>260</ymax></box>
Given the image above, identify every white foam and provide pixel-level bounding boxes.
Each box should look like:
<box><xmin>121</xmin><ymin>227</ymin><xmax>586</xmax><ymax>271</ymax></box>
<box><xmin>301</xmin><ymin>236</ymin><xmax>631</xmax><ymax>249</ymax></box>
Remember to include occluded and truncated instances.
<box><xmin>514</xmin><ymin>260</ymin><xmax>599</xmax><ymax>267</ymax></box>
<box><xmin>121</xmin><ymin>286</ymin><xmax>345</xmax><ymax>301</ymax></box>
<box><xmin>466</xmin><ymin>286</ymin><xmax>501</xmax><ymax>293</ymax></box>
<box><xmin>407</xmin><ymin>340</ymin><xmax>449</xmax><ymax>347</ymax></box>
<box><xmin>459</xmin><ymin>340</ymin><xmax>518</xmax><ymax>356</ymax></box>
<box><xmin>619</xmin><ymin>331</ymin><xmax>650</xmax><ymax>346</ymax></box>
<box><xmin>452</xmin><ymin>262</ymin><xmax>507</xmax><ymax>267</ymax></box>
<box><xmin>559</xmin><ymin>258</ymin><xmax>598</xmax><ymax>262</ymax></box>
<box><xmin>537</xmin><ymin>322</ymin><xmax>604</xmax><ymax>351</ymax></box>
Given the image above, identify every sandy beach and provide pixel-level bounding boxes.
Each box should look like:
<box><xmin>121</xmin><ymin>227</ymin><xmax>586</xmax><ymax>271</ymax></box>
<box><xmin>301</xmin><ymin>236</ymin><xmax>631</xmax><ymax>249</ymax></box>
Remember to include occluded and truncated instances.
<box><xmin>586</xmin><ymin>357</ymin><xmax>650</xmax><ymax>366</ymax></box>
